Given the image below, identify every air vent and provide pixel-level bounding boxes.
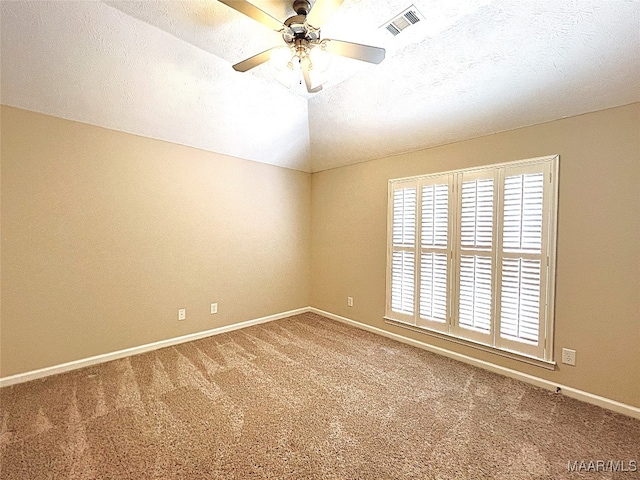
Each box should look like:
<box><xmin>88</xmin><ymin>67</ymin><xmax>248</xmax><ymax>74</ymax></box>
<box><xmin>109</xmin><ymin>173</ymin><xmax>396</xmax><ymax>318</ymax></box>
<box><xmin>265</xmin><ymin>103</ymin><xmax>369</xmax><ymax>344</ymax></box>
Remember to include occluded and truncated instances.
<box><xmin>383</xmin><ymin>5</ymin><xmax>424</xmax><ymax>36</ymax></box>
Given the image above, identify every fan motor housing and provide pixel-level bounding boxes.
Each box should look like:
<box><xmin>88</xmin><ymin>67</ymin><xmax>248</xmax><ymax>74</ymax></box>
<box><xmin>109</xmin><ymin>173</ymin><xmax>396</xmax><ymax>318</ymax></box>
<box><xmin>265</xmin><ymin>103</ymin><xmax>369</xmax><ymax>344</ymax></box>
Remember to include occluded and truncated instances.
<box><xmin>283</xmin><ymin>14</ymin><xmax>319</xmax><ymax>43</ymax></box>
<box><xmin>292</xmin><ymin>0</ymin><xmax>311</xmax><ymax>15</ymax></box>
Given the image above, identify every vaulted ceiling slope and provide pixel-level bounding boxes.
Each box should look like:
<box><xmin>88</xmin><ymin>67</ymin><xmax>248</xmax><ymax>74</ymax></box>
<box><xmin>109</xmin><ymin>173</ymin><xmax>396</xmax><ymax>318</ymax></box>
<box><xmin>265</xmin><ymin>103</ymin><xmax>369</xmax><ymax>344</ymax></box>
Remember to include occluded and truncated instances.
<box><xmin>1</xmin><ymin>1</ymin><xmax>310</xmax><ymax>171</ymax></box>
<box><xmin>2</xmin><ymin>1</ymin><xmax>639</xmax><ymax>172</ymax></box>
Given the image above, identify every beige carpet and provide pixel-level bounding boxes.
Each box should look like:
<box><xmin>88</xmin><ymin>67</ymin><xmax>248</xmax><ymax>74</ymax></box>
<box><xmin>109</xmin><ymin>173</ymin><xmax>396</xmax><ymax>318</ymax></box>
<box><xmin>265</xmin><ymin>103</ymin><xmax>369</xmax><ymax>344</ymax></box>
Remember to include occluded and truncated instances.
<box><xmin>1</xmin><ymin>312</ymin><xmax>638</xmax><ymax>479</ymax></box>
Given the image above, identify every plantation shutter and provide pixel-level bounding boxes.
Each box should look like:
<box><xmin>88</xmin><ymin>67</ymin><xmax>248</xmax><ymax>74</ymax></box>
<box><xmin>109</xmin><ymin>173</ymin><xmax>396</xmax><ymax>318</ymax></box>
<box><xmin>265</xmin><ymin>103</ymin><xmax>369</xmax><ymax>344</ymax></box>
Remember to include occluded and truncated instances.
<box><xmin>454</xmin><ymin>171</ymin><xmax>496</xmax><ymax>344</ymax></box>
<box><xmin>386</xmin><ymin>155</ymin><xmax>557</xmax><ymax>362</ymax></box>
<box><xmin>497</xmin><ymin>163</ymin><xmax>552</xmax><ymax>359</ymax></box>
<box><xmin>417</xmin><ymin>178</ymin><xmax>450</xmax><ymax>331</ymax></box>
<box><xmin>389</xmin><ymin>182</ymin><xmax>417</xmax><ymax>320</ymax></box>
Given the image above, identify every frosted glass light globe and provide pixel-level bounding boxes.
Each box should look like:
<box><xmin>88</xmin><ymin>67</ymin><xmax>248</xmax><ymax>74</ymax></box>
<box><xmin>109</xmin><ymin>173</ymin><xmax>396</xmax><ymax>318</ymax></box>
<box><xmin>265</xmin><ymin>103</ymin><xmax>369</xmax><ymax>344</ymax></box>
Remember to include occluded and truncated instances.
<box><xmin>270</xmin><ymin>46</ymin><xmax>293</xmax><ymax>71</ymax></box>
<box><xmin>309</xmin><ymin>46</ymin><xmax>331</xmax><ymax>72</ymax></box>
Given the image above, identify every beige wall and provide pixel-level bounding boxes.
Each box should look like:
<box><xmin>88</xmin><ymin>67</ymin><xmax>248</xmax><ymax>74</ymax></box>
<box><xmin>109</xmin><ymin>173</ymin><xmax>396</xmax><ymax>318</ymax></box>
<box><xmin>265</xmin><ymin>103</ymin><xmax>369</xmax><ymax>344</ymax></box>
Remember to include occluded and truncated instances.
<box><xmin>311</xmin><ymin>103</ymin><xmax>640</xmax><ymax>407</ymax></box>
<box><xmin>1</xmin><ymin>106</ymin><xmax>311</xmax><ymax>377</ymax></box>
<box><xmin>2</xmin><ymin>103</ymin><xmax>639</xmax><ymax>408</ymax></box>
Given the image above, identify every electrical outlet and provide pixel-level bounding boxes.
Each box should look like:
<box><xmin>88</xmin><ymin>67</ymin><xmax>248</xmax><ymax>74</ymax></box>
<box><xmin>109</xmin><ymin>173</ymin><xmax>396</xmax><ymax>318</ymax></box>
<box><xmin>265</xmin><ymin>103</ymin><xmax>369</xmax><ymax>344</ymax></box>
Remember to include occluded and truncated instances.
<box><xmin>562</xmin><ymin>348</ymin><xmax>576</xmax><ymax>366</ymax></box>
<box><xmin>211</xmin><ymin>303</ymin><xmax>218</xmax><ymax>314</ymax></box>
<box><xmin>178</xmin><ymin>308</ymin><xmax>186</xmax><ymax>321</ymax></box>
<box><xmin>347</xmin><ymin>296</ymin><xmax>354</xmax><ymax>307</ymax></box>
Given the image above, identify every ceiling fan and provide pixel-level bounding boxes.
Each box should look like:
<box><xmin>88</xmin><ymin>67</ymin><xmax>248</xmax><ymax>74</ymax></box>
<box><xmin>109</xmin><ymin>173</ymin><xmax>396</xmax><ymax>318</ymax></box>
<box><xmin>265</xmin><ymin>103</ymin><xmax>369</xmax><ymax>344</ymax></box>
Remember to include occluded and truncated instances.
<box><xmin>218</xmin><ymin>0</ymin><xmax>386</xmax><ymax>93</ymax></box>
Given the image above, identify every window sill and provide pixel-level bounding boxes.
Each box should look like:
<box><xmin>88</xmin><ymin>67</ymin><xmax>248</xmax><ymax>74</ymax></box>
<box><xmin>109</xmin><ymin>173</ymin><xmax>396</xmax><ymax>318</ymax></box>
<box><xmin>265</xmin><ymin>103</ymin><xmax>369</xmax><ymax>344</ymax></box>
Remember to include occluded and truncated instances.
<box><xmin>383</xmin><ymin>317</ymin><xmax>556</xmax><ymax>370</ymax></box>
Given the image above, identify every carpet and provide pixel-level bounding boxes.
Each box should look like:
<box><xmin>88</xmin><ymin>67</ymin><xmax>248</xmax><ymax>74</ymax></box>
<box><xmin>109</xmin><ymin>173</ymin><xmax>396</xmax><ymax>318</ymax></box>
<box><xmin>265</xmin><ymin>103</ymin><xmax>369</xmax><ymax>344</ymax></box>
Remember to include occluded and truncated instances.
<box><xmin>1</xmin><ymin>312</ymin><xmax>638</xmax><ymax>479</ymax></box>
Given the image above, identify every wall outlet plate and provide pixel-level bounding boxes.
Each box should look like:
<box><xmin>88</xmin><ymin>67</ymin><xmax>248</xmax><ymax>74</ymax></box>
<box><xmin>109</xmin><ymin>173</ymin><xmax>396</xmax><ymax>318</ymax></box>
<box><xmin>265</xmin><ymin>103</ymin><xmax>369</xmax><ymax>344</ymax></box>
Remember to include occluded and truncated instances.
<box><xmin>178</xmin><ymin>308</ymin><xmax>186</xmax><ymax>321</ymax></box>
<box><xmin>211</xmin><ymin>303</ymin><xmax>218</xmax><ymax>314</ymax></box>
<box><xmin>347</xmin><ymin>296</ymin><xmax>354</xmax><ymax>307</ymax></box>
<box><xmin>562</xmin><ymin>348</ymin><xmax>576</xmax><ymax>366</ymax></box>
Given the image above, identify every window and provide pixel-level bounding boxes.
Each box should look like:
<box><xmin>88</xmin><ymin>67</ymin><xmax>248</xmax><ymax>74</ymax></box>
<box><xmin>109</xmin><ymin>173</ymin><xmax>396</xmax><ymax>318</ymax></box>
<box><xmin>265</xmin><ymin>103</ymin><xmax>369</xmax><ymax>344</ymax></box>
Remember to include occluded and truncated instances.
<box><xmin>385</xmin><ymin>155</ymin><xmax>558</xmax><ymax>363</ymax></box>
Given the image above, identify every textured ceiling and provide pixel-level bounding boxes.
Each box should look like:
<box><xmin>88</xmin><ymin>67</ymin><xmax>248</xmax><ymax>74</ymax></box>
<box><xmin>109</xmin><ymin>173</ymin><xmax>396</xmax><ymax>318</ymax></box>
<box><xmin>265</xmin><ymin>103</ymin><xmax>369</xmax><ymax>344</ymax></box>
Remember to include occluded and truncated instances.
<box><xmin>2</xmin><ymin>1</ymin><xmax>639</xmax><ymax>172</ymax></box>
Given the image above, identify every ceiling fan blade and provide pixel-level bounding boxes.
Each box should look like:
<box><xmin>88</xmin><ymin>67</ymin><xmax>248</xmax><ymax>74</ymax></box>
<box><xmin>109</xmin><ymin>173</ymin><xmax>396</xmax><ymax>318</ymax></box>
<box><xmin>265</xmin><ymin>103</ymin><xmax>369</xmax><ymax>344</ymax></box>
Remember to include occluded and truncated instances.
<box><xmin>306</xmin><ymin>0</ymin><xmax>344</xmax><ymax>28</ymax></box>
<box><xmin>218</xmin><ymin>0</ymin><xmax>284</xmax><ymax>31</ymax></box>
<box><xmin>301</xmin><ymin>57</ymin><xmax>323</xmax><ymax>93</ymax></box>
<box><xmin>233</xmin><ymin>48</ymin><xmax>277</xmax><ymax>72</ymax></box>
<box><xmin>324</xmin><ymin>39</ymin><xmax>385</xmax><ymax>64</ymax></box>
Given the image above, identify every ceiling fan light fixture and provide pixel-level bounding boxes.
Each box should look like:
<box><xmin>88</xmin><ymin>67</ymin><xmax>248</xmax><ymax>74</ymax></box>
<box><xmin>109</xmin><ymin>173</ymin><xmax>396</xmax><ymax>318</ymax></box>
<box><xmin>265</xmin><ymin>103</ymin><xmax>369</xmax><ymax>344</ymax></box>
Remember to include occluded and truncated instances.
<box><xmin>220</xmin><ymin>0</ymin><xmax>385</xmax><ymax>93</ymax></box>
<box><xmin>309</xmin><ymin>44</ymin><xmax>331</xmax><ymax>73</ymax></box>
<box><xmin>270</xmin><ymin>46</ymin><xmax>294</xmax><ymax>71</ymax></box>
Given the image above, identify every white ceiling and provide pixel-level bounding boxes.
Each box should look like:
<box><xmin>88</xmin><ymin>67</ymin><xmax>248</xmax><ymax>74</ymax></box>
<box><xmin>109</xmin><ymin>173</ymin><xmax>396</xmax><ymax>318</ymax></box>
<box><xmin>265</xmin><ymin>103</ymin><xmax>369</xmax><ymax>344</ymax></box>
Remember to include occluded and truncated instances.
<box><xmin>2</xmin><ymin>1</ymin><xmax>639</xmax><ymax>172</ymax></box>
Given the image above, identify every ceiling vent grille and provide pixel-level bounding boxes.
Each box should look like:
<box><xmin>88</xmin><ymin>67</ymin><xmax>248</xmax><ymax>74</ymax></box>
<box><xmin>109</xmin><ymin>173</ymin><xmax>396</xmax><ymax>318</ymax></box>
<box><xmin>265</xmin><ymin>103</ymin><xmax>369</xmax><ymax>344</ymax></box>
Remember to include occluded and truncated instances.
<box><xmin>383</xmin><ymin>6</ymin><xmax>423</xmax><ymax>36</ymax></box>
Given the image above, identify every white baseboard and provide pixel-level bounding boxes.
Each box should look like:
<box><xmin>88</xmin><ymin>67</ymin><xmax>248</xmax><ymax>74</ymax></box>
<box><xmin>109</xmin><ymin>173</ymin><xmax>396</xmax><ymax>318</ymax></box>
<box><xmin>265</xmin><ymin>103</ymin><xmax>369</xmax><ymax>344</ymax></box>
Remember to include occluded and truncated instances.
<box><xmin>309</xmin><ymin>307</ymin><xmax>640</xmax><ymax>420</ymax></box>
<box><xmin>0</xmin><ymin>307</ymin><xmax>309</xmax><ymax>388</ymax></box>
<box><xmin>3</xmin><ymin>306</ymin><xmax>639</xmax><ymax>420</ymax></box>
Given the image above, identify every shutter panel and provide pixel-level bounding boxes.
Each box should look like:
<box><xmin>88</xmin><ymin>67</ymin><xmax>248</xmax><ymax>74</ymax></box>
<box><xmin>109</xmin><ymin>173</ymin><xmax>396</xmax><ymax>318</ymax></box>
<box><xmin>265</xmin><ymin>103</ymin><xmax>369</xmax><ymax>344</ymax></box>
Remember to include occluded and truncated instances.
<box><xmin>392</xmin><ymin>251</ymin><xmax>415</xmax><ymax>314</ymax></box>
<box><xmin>461</xmin><ymin>178</ymin><xmax>493</xmax><ymax>249</ymax></box>
<box><xmin>457</xmin><ymin>174</ymin><xmax>495</xmax><ymax>339</ymax></box>
<box><xmin>499</xmin><ymin>171</ymin><xmax>545</xmax><ymax>346</ymax></box>
<box><xmin>390</xmin><ymin>185</ymin><xmax>417</xmax><ymax>316</ymax></box>
<box><xmin>500</xmin><ymin>258</ymin><xmax>541</xmax><ymax>342</ymax></box>
<box><xmin>421</xmin><ymin>184</ymin><xmax>448</xmax><ymax>249</ymax></box>
<box><xmin>420</xmin><ymin>252</ymin><xmax>447</xmax><ymax>321</ymax></box>
<box><xmin>393</xmin><ymin>188</ymin><xmax>416</xmax><ymax>246</ymax></box>
<box><xmin>503</xmin><ymin>173</ymin><xmax>543</xmax><ymax>252</ymax></box>
<box><xmin>458</xmin><ymin>254</ymin><xmax>492</xmax><ymax>332</ymax></box>
<box><xmin>419</xmin><ymin>182</ymin><xmax>449</xmax><ymax>324</ymax></box>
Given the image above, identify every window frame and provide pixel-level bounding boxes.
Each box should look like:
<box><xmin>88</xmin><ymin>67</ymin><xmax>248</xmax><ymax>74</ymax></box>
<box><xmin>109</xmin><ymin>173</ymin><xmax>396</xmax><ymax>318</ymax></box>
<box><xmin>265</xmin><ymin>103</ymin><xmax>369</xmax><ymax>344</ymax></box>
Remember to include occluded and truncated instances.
<box><xmin>385</xmin><ymin>155</ymin><xmax>559</xmax><ymax>365</ymax></box>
